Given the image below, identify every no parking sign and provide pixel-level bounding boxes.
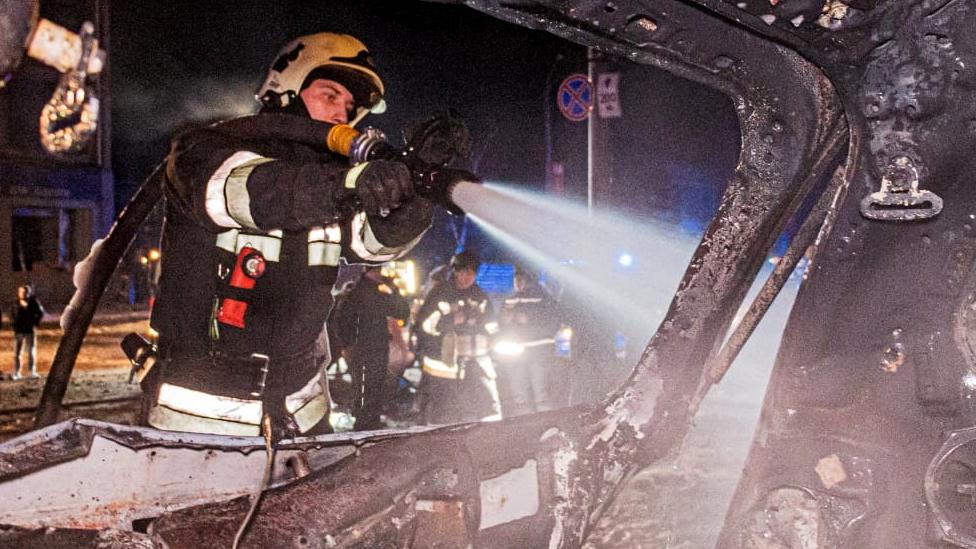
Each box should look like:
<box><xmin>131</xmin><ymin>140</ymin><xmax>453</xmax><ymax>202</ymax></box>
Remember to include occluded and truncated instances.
<box><xmin>557</xmin><ymin>73</ymin><xmax>592</xmax><ymax>122</ymax></box>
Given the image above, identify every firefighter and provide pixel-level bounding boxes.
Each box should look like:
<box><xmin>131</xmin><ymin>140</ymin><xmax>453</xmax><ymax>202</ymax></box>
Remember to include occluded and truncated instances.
<box><xmin>145</xmin><ymin>33</ymin><xmax>433</xmax><ymax>438</ymax></box>
<box><xmin>493</xmin><ymin>265</ymin><xmax>559</xmax><ymax>416</ymax></box>
<box><xmin>415</xmin><ymin>251</ymin><xmax>502</xmax><ymax>424</ymax></box>
<box><xmin>333</xmin><ymin>265</ymin><xmax>410</xmax><ymax>431</ymax></box>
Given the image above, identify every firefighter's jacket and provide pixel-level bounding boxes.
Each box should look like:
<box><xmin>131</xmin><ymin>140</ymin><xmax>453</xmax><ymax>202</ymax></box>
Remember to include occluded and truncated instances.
<box><xmin>497</xmin><ymin>282</ymin><xmax>559</xmax><ymax>359</ymax></box>
<box><xmin>416</xmin><ymin>282</ymin><xmax>497</xmax><ymax>380</ymax></box>
<box><xmin>334</xmin><ymin>274</ymin><xmax>410</xmax><ymax>363</ymax></box>
<box><xmin>149</xmin><ymin>113</ymin><xmax>432</xmax><ymax>435</ymax></box>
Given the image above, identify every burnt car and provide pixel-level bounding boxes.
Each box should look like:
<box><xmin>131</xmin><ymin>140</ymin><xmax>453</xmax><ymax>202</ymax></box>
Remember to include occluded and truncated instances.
<box><xmin>1</xmin><ymin>0</ymin><xmax>974</xmax><ymax>547</ymax></box>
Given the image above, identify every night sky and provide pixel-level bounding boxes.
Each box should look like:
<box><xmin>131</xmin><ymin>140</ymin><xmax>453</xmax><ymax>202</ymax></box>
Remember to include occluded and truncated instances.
<box><xmin>109</xmin><ymin>0</ymin><xmax>740</xmax><ymax>264</ymax></box>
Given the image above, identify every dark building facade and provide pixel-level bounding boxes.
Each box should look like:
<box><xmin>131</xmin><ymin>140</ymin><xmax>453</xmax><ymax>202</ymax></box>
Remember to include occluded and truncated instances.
<box><xmin>0</xmin><ymin>0</ymin><xmax>112</xmax><ymax>308</ymax></box>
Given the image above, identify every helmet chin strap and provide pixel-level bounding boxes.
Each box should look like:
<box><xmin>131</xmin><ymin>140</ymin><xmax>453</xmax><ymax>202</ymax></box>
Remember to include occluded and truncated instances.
<box><xmin>258</xmin><ymin>90</ymin><xmax>309</xmax><ymax>117</ymax></box>
<box><xmin>348</xmin><ymin>98</ymin><xmax>386</xmax><ymax>127</ymax></box>
<box><xmin>348</xmin><ymin>107</ymin><xmax>369</xmax><ymax>127</ymax></box>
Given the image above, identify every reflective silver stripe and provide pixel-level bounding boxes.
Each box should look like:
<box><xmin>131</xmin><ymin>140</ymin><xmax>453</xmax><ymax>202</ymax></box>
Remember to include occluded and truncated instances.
<box><xmin>148</xmin><ymin>393</ymin><xmax>328</xmax><ymax>436</ymax></box>
<box><xmin>308</xmin><ymin>243</ymin><xmax>341</xmax><ymax>266</ymax></box>
<box><xmin>422</xmin><ymin>356</ymin><xmax>461</xmax><ymax>379</ymax></box>
<box><xmin>345</xmin><ymin>162</ymin><xmax>368</xmax><ymax>189</ymax></box>
<box><xmin>147</xmin><ymin>405</ymin><xmax>260</xmax><ymax>436</ymax></box>
<box><xmin>421</xmin><ymin>310</ymin><xmax>442</xmax><ymax>336</ymax></box>
<box><xmin>292</xmin><ymin>393</ymin><xmax>329</xmax><ymax>432</ymax></box>
<box><xmin>308</xmin><ymin>227</ymin><xmax>325</xmax><ymax>241</ymax></box>
<box><xmin>215</xmin><ymin>229</ymin><xmax>283</xmax><ymax>262</ymax></box>
<box><xmin>349</xmin><ymin>212</ymin><xmax>403</xmax><ymax>262</ymax></box>
<box><xmin>205</xmin><ymin>151</ymin><xmax>268</xmax><ymax>228</ymax></box>
<box><xmin>285</xmin><ymin>368</ymin><xmax>328</xmax><ymax>413</ymax></box>
<box><xmin>325</xmin><ymin>224</ymin><xmax>341</xmax><ymax>242</ymax></box>
<box><xmin>157</xmin><ymin>383</ymin><xmax>263</xmax><ymax>424</ymax></box>
<box><xmin>216</xmin><ymin>229</ymin><xmax>240</xmax><ymax>253</ymax></box>
<box><xmin>154</xmin><ymin>369</ymin><xmax>328</xmax><ymax>428</ymax></box>
<box><xmin>307</xmin><ymin>224</ymin><xmax>342</xmax><ymax>266</ymax></box>
<box><xmin>349</xmin><ymin>212</ymin><xmax>427</xmax><ymax>263</ymax></box>
<box><xmin>455</xmin><ymin>334</ymin><xmax>490</xmax><ymax>357</ymax></box>
<box><xmin>504</xmin><ymin>297</ymin><xmax>543</xmax><ymax>305</ymax></box>
<box><xmin>225</xmin><ymin>157</ymin><xmax>275</xmax><ymax>230</ymax></box>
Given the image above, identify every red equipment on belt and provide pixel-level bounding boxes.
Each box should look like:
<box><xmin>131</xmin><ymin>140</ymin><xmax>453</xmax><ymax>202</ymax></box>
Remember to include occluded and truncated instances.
<box><xmin>216</xmin><ymin>246</ymin><xmax>266</xmax><ymax>329</ymax></box>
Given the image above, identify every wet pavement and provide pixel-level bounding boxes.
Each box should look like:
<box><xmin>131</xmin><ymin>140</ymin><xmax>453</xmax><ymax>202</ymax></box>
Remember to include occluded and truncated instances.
<box><xmin>0</xmin><ymin>309</ymin><xmax>148</xmax><ymax>441</ymax></box>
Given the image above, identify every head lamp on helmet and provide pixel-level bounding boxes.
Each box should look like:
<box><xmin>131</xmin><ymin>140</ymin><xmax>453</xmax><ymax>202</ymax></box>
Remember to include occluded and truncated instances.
<box><xmin>257</xmin><ymin>32</ymin><xmax>385</xmax><ymax>126</ymax></box>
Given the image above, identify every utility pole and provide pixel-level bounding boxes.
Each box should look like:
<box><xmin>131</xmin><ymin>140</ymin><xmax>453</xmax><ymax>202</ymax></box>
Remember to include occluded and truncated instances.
<box><xmin>587</xmin><ymin>47</ymin><xmax>612</xmax><ymax>214</ymax></box>
<box><xmin>544</xmin><ymin>54</ymin><xmax>563</xmax><ymax>191</ymax></box>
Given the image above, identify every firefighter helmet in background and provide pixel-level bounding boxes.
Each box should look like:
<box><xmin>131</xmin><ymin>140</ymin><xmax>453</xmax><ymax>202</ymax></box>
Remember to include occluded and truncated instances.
<box><xmin>451</xmin><ymin>250</ymin><xmax>481</xmax><ymax>273</ymax></box>
<box><xmin>257</xmin><ymin>32</ymin><xmax>386</xmax><ymax>126</ymax></box>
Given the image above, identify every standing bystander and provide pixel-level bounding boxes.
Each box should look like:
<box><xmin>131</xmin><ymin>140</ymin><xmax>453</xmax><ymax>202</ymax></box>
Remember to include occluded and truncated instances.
<box><xmin>11</xmin><ymin>285</ymin><xmax>44</xmax><ymax>379</ymax></box>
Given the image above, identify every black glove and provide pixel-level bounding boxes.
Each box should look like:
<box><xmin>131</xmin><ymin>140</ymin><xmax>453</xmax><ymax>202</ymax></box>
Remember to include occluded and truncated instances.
<box><xmin>367</xmin><ymin>196</ymin><xmax>434</xmax><ymax>247</ymax></box>
<box><xmin>356</xmin><ymin>160</ymin><xmax>413</xmax><ymax>217</ymax></box>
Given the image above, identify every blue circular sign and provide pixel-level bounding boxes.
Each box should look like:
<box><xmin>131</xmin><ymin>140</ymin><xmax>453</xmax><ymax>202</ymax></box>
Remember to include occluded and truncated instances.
<box><xmin>558</xmin><ymin>74</ymin><xmax>592</xmax><ymax>122</ymax></box>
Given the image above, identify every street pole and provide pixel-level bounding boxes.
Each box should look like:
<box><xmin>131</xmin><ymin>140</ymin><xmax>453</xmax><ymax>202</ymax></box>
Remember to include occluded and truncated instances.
<box><xmin>587</xmin><ymin>47</ymin><xmax>611</xmax><ymax>215</ymax></box>
<box><xmin>544</xmin><ymin>54</ymin><xmax>563</xmax><ymax>191</ymax></box>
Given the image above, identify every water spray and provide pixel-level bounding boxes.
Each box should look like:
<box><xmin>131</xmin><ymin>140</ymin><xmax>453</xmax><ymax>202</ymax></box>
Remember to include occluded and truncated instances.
<box><xmin>454</xmin><ymin>182</ymin><xmax>699</xmax><ymax>348</ymax></box>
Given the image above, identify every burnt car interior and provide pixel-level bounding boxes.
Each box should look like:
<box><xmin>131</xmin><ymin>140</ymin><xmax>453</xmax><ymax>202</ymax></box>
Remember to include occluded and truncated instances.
<box><xmin>2</xmin><ymin>0</ymin><xmax>975</xmax><ymax>547</ymax></box>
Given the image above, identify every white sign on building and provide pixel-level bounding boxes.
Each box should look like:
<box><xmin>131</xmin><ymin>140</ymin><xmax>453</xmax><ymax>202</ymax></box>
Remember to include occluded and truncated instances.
<box><xmin>596</xmin><ymin>72</ymin><xmax>622</xmax><ymax>118</ymax></box>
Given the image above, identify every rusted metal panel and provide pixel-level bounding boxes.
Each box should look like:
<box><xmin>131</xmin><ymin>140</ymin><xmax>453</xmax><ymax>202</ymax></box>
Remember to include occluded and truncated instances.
<box><xmin>478</xmin><ymin>459</ymin><xmax>540</xmax><ymax>530</ymax></box>
<box><xmin>0</xmin><ymin>525</ymin><xmax>155</xmax><ymax>549</ymax></box>
<box><xmin>0</xmin><ymin>420</ymin><xmax>436</xmax><ymax>531</ymax></box>
<box><xmin>414</xmin><ymin>500</ymin><xmax>470</xmax><ymax>548</ymax></box>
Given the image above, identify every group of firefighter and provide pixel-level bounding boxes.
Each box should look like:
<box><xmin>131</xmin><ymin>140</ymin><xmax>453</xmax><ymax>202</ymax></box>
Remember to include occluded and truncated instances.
<box><xmin>139</xmin><ymin>31</ymin><xmax>565</xmax><ymax>438</ymax></box>
<box><xmin>329</xmin><ymin>252</ymin><xmax>563</xmax><ymax>431</ymax></box>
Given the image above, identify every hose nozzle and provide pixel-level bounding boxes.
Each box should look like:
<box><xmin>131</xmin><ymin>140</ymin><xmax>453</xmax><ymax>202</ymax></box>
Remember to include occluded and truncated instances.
<box><xmin>415</xmin><ymin>167</ymin><xmax>480</xmax><ymax>216</ymax></box>
<box><xmin>326</xmin><ymin>121</ymin><xmax>479</xmax><ymax>215</ymax></box>
<box><xmin>327</xmin><ymin>124</ymin><xmax>396</xmax><ymax>164</ymax></box>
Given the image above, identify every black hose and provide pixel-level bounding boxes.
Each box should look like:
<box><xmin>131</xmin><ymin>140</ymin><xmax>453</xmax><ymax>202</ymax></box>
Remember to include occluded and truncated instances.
<box><xmin>34</xmin><ymin>164</ymin><xmax>166</xmax><ymax>429</ymax></box>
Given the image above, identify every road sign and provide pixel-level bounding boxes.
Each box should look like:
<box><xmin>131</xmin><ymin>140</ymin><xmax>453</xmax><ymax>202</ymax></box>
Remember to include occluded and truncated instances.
<box><xmin>557</xmin><ymin>74</ymin><xmax>592</xmax><ymax>122</ymax></box>
<box><xmin>597</xmin><ymin>72</ymin><xmax>621</xmax><ymax>118</ymax></box>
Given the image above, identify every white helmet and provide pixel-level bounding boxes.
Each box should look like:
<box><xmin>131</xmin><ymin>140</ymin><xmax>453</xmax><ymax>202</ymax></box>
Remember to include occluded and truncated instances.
<box><xmin>257</xmin><ymin>33</ymin><xmax>386</xmax><ymax>126</ymax></box>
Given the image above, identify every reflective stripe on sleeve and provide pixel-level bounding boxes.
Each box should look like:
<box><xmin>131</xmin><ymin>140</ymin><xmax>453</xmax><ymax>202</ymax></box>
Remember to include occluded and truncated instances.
<box><xmin>345</xmin><ymin>162</ymin><xmax>369</xmax><ymax>189</ymax></box>
<box><xmin>205</xmin><ymin>151</ymin><xmax>270</xmax><ymax>229</ymax></box>
<box><xmin>225</xmin><ymin>157</ymin><xmax>275</xmax><ymax>230</ymax></box>
<box><xmin>349</xmin><ymin>212</ymin><xmax>417</xmax><ymax>262</ymax></box>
